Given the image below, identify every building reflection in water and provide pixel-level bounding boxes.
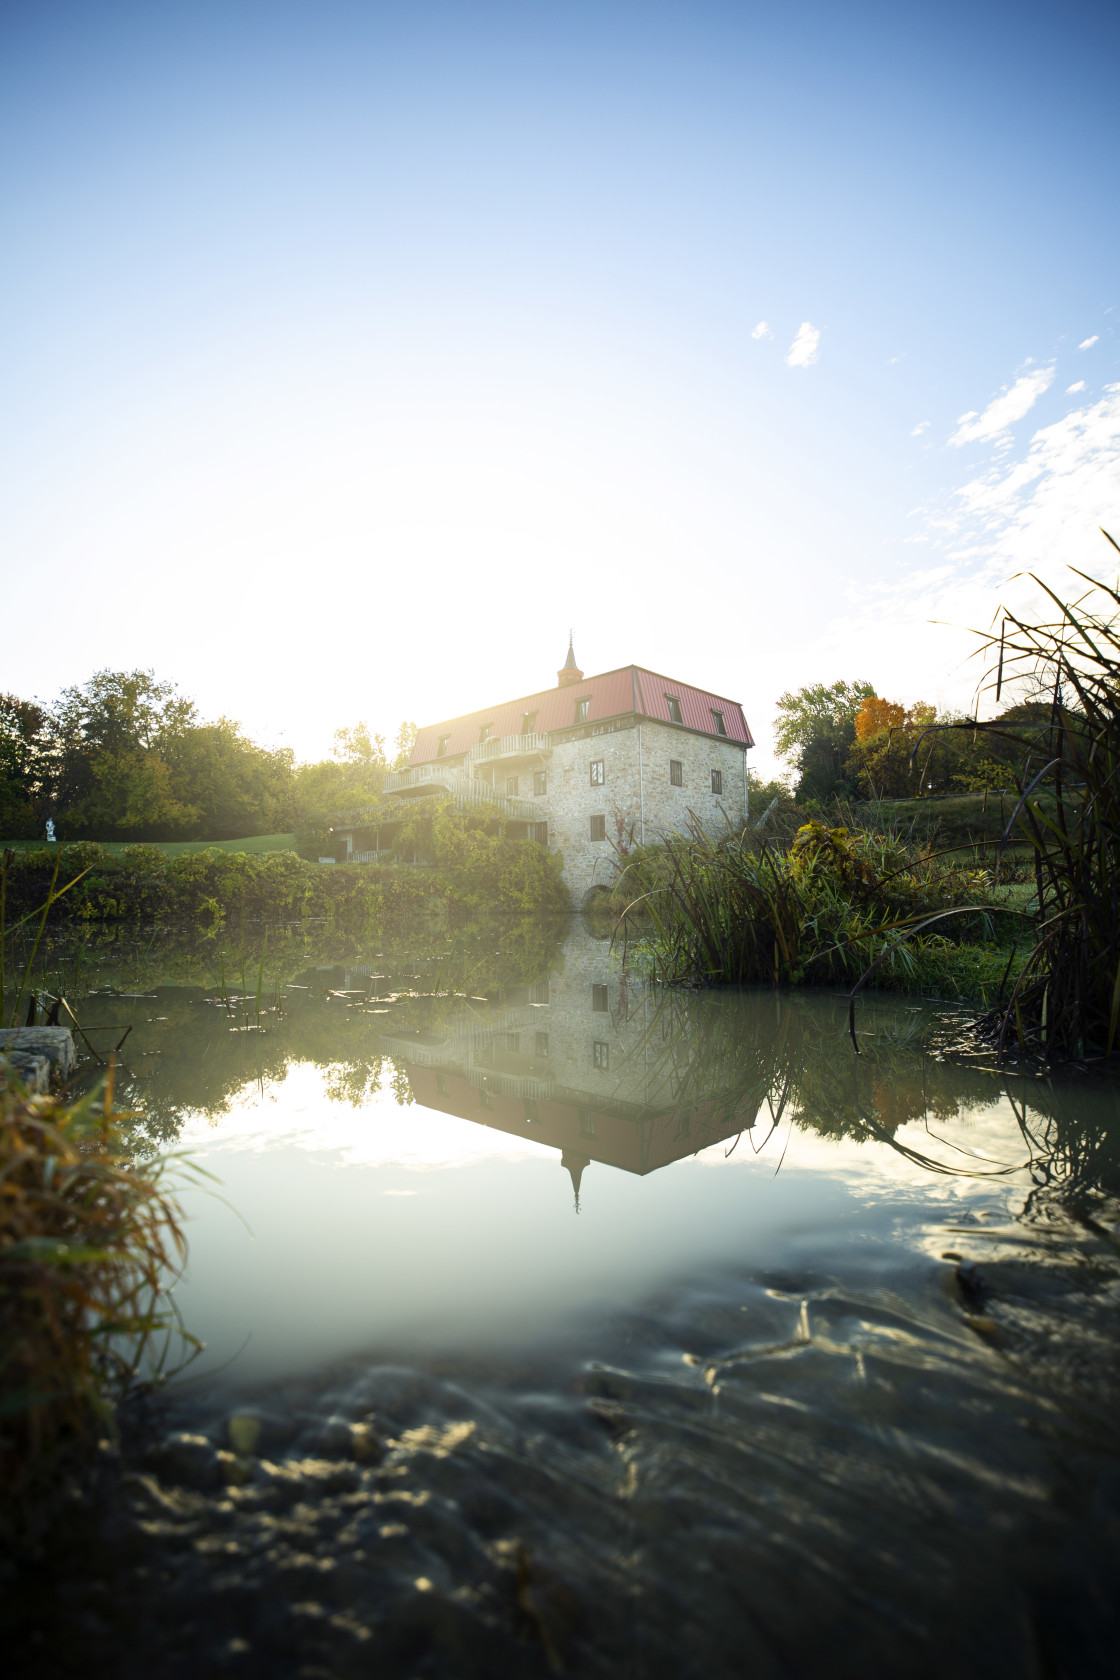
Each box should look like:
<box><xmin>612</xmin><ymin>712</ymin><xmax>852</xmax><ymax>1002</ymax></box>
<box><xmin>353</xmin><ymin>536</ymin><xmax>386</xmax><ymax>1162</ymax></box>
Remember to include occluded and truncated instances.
<box><xmin>377</xmin><ymin>922</ymin><xmax>760</xmax><ymax>1206</ymax></box>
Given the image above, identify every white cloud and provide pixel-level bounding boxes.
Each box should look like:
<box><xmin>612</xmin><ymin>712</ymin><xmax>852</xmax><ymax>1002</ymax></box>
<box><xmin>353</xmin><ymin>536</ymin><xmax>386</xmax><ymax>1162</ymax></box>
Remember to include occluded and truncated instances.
<box><xmin>1067</xmin><ymin>380</ymin><xmax>1086</xmax><ymax>394</ymax></box>
<box><xmin>948</xmin><ymin>366</ymin><xmax>1055</xmax><ymax>447</ymax></box>
<box><xmin>785</xmin><ymin>322</ymin><xmax>820</xmax><ymax>368</ymax></box>
<box><xmin>791</xmin><ymin>384</ymin><xmax>1120</xmax><ymax>728</ymax></box>
<box><xmin>751</xmin><ymin>320</ymin><xmax>773</xmax><ymax>340</ymax></box>
<box><xmin>1079</xmin><ymin>335</ymin><xmax>1100</xmax><ymax>350</ymax></box>
<box><xmin>911</xmin><ymin>420</ymin><xmax>930</xmax><ymax>435</ymax></box>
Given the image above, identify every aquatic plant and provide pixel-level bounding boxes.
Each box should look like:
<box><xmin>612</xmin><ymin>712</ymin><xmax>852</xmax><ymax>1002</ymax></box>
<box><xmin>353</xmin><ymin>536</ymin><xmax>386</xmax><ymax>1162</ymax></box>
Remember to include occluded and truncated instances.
<box><xmin>1</xmin><ymin>845</ymin><xmax>93</xmax><ymax>1027</ymax></box>
<box><xmin>0</xmin><ymin>1064</ymin><xmax>200</xmax><ymax>1536</ymax></box>
<box><xmin>915</xmin><ymin>541</ymin><xmax>1120</xmax><ymax>1060</ymax></box>
<box><xmin>612</xmin><ymin>816</ymin><xmax>1009</xmax><ymax>998</ymax></box>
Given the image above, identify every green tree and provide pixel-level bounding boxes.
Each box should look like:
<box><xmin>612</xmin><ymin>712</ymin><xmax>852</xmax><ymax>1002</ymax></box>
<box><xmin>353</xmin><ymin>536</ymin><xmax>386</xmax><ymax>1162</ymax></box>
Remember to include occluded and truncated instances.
<box><xmin>394</xmin><ymin>721</ymin><xmax>418</xmax><ymax>769</ymax></box>
<box><xmin>333</xmin><ymin>722</ymin><xmax>388</xmax><ymax>767</ymax></box>
<box><xmin>52</xmin><ymin>670</ymin><xmax>200</xmax><ymax>839</ymax></box>
<box><xmin>0</xmin><ymin>694</ymin><xmax>52</xmax><ymax>838</ymax></box>
<box><xmin>293</xmin><ymin>720</ymin><xmax>414</xmax><ymax>853</ymax></box>
<box><xmin>773</xmin><ymin>679</ymin><xmax>875</xmax><ymax>801</ymax></box>
<box><xmin>162</xmin><ymin>719</ymin><xmax>297</xmax><ymax>838</ymax></box>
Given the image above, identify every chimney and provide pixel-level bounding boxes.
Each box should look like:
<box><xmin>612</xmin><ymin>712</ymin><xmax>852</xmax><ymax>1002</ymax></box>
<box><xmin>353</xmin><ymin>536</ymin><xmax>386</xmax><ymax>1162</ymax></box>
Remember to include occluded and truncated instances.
<box><xmin>557</xmin><ymin>633</ymin><xmax>583</xmax><ymax>688</ymax></box>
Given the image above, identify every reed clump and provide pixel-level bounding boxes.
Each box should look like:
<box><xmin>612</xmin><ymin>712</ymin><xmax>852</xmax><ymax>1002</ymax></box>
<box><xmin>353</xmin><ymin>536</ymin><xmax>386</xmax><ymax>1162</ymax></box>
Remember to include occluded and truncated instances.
<box><xmin>957</xmin><ymin>549</ymin><xmax>1120</xmax><ymax>1060</ymax></box>
<box><xmin>0</xmin><ymin>1066</ymin><xmax>198</xmax><ymax>1538</ymax></box>
<box><xmin>612</xmin><ymin>816</ymin><xmax>1015</xmax><ymax>1000</ymax></box>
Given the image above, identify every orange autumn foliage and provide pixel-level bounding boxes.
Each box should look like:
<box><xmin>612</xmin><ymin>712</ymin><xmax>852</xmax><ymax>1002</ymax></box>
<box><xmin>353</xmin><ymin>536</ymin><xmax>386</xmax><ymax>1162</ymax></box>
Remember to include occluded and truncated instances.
<box><xmin>854</xmin><ymin>696</ymin><xmax>906</xmax><ymax>740</ymax></box>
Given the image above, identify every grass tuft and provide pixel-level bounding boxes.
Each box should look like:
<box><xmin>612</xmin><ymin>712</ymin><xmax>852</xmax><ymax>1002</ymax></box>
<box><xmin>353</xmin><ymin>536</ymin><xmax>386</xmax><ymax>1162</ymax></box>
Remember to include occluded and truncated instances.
<box><xmin>0</xmin><ymin>1064</ymin><xmax>202</xmax><ymax>1538</ymax></box>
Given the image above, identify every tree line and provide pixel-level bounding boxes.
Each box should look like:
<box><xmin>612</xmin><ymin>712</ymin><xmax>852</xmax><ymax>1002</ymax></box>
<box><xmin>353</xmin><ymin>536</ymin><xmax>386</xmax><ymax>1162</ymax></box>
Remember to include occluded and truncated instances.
<box><xmin>772</xmin><ymin>679</ymin><xmax>1053</xmax><ymax>804</ymax></box>
<box><xmin>0</xmin><ymin>669</ymin><xmax>417</xmax><ymax>842</ymax></box>
<box><xmin>1</xmin><ymin>666</ymin><xmax>1057</xmax><ymax>845</ymax></box>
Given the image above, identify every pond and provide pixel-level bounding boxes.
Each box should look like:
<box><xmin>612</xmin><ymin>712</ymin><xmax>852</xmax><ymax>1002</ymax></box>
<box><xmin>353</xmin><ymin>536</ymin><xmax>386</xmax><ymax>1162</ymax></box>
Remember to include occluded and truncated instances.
<box><xmin>8</xmin><ymin>916</ymin><xmax>1120</xmax><ymax>1678</ymax></box>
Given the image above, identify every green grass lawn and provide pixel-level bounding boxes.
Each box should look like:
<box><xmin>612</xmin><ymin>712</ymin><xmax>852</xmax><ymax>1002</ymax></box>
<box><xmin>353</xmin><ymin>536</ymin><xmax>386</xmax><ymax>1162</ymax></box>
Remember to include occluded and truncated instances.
<box><xmin>0</xmin><ymin>834</ymin><xmax>298</xmax><ymax>858</ymax></box>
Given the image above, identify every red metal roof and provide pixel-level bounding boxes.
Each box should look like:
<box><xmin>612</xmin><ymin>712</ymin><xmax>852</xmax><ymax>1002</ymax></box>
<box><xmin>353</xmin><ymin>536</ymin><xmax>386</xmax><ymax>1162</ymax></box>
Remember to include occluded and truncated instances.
<box><xmin>411</xmin><ymin>665</ymin><xmax>753</xmax><ymax>764</ymax></box>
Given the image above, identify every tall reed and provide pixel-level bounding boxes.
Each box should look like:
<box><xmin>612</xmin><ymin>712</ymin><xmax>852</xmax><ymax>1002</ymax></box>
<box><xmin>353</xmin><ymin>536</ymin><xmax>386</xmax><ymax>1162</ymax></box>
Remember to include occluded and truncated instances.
<box><xmin>947</xmin><ymin>542</ymin><xmax>1120</xmax><ymax>1060</ymax></box>
<box><xmin>613</xmin><ymin>816</ymin><xmax>1001</xmax><ymax>994</ymax></box>
<box><xmin>1</xmin><ymin>846</ymin><xmax>93</xmax><ymax>1028</ymax></box>
<box><xmin>0</xmin><ymin>1065</ymin><xmax>201</xmax><ymax>1536</ymax></box>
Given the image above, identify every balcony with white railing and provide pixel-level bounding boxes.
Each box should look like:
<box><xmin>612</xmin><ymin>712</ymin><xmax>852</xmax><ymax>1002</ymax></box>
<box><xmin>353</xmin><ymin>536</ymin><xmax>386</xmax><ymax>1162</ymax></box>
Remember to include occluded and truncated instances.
<box><xmin>467</xmin><ymin>731</ymin><xmax>551</xmax><ymax>765</ymax></box>
<box><xmin>382</xmin><ymin>762</ymin><xmax>457</xmax><ymax>794</ymax></box>
<box><xmin>368</xmin><ymin>766</ymin><xmax>540</xmax><ymax>823</ymax></box>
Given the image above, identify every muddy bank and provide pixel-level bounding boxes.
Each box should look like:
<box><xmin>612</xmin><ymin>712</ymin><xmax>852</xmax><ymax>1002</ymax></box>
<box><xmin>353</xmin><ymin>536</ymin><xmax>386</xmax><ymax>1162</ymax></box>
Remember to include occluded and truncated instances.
<box><xmin>5</xmin><ymin>1206</ymin><xmax>1120</xmax><ymax>1680</ymax></box>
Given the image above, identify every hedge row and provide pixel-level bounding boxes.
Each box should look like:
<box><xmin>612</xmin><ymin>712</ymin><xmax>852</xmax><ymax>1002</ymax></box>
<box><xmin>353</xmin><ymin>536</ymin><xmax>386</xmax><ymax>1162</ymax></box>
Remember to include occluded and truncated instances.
<box><xmin>4</xmin><ymin>842</ymin><xmax>570</xmax><ymax>930</ymax></box>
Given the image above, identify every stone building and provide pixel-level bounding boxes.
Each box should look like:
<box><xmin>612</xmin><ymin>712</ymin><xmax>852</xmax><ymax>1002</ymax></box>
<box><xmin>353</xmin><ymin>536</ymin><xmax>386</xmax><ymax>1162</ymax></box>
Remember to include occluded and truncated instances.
<box><xmin>331</xmin><ymin>641</ymin><xmax>753</xmax><ymax>904</ymax></box>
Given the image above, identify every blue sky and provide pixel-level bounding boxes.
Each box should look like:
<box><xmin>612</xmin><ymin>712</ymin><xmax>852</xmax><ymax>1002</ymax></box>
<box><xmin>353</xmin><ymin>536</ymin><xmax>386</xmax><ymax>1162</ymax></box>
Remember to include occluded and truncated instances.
<box><xmin>2</xmin><ymin>0</ymin><xmax>1117</xmax><ymax>773</ymax></box>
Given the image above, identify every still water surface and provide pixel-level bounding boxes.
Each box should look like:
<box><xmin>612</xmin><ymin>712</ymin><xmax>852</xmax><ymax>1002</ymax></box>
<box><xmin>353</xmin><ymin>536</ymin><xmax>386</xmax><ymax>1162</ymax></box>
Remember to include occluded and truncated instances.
<box><xmin>38</xmin><ymin>917</ymin><xmax>1120</xmax><ymax>1674</ymax></box>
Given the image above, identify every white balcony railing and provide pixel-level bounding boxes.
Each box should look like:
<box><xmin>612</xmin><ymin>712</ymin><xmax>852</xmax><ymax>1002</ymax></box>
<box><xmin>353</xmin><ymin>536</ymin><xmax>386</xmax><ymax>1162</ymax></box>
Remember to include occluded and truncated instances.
<box><xmin>468</xmin><ymin>731</ymin><xmax>551</xmax><ymax>764</ymax></box>
<box><xmin>384</xmin><ymin>733</ymin><xmax>550</xmax><ymax>793</ymax></box>
<box><xmin>370</xmin><ymin>767</ymin><xmax>538</xmax><ymax>822</ymax></box>
<box><xmin>383</xmin><ymin>763</ymin><xmax>451</xmax><ymax>794</ymax></box>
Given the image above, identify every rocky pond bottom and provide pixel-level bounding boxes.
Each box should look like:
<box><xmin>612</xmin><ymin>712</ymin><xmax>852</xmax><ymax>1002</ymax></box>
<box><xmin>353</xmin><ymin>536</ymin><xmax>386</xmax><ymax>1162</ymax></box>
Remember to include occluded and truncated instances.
<box><xmin>4</xmin><ymin>919</ymin><xmax>1120</xmax><ymax>1676</ymax></box>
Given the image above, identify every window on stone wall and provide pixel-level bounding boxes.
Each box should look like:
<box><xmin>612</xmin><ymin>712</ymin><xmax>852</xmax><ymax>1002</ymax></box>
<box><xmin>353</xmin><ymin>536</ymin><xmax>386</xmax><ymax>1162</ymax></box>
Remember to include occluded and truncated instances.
<box><xmin>589</xmin><ymin>759</ymin><xmax>605</xmax><ymax>786</ymax></box>
<box><xmin>590</xmin><ymin>814</ymin><xmax>607</xmax><ymax>840</ymax></box>
<box><xmin>593</xmin><ymin>1041</ymin><xmax>610</xmax><ymax>1071</ymax></box>
<box><xmin>665</xmin><ymin>695</ymin><xmax>683</xmax><ymax>724</ymax></box>
<box><xmin>507</xmin><ymin>1033</ymin><xmax>520</xmax><ymax>1054</ymax></box>
<box><xmin>535</xmin><ymin>1031</ymin><xmax>549</xmax><ymax>1057</ymax></box>
<box><xmin>670</xmin><ymin>760</ymin><xmax>683</xmax><ymax>787</ymax></box>
<box><xmin>533</xmin><ymin>770</ymin><xmax>547</xmax><ymax>795</ymax></box>
<box><xmin>711</xmin><ymin>710</ymin><xmax>727</xmax><ymax>736</ymax></box>
<box><xmin>529</xmin><ymin>822</ymin><xmax>548</xmax><ymax>845</ymax></box>
<box><xmin>529</xmin><ymin>980</ymin><xmax>550</xmax><ymax>1004</ymax></box>
<box><xmin>506</xmin><ymin>775</ymin><xmax>519</xmax><ymax>795</ymax></box>
<box><xmin>711</xmin><ymin>768</ymin><xmax>723</xmax><ymax>795</ymax></box>
<box><xmin>592</xmin><ymin>984</ymin><xmax>608</xmax><ymax>1011</ymax></box>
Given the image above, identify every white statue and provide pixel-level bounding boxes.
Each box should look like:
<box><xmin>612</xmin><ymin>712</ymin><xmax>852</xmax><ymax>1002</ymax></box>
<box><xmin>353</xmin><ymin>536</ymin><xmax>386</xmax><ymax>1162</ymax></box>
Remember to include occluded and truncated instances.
<box><xmin>45</xmin><ymin>818</ymin><xmax>56</xmax><ymax>843</ymax></box>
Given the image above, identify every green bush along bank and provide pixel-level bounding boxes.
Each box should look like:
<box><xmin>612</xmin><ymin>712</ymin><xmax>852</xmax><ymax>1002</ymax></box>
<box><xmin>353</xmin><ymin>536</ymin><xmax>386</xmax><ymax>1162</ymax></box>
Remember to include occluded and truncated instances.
<box><xmin>2</xmin><ymin>835</ymin><xmax>570</xmax><ymax>933</ymax></box>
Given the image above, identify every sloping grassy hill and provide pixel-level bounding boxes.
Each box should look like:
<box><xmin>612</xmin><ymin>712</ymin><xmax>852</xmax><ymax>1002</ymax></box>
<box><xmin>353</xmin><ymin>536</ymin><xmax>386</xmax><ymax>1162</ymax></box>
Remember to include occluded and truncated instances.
<box><xmin>853</xmin><ymin>793</ymin><xmax>1054</xmax><ymax>852</ymax></box>
<box><xmin>0</xmin><ymin>834</ymin><xmax>298</xmax><ymax>858</ymax></box>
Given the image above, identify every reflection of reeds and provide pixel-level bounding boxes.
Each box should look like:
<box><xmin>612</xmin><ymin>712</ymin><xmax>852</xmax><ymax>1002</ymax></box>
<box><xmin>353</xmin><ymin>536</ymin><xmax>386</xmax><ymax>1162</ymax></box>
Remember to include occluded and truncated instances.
<box><xmin>1</xmin><ymin>846</ymin><xmax>93</xmax><ymax>1027</ymax></box>
<box><xmin>0</xmin><ymin>1063</ymin><xmax>202</xmax><ymax>1537</ymax></box>
<box><xmin>624</xmin><ymin>982</ymin><xmax>1120</xmax><ymax>1197</ymax></box>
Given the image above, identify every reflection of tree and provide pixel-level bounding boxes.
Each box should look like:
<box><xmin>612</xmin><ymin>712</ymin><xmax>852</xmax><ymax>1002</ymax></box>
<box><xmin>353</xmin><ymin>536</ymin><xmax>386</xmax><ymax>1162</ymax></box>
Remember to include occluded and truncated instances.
<box><xmin>628</xmin><ymin>986</ymin><xmax>1120</xmax><ymax>1207</ymax></box>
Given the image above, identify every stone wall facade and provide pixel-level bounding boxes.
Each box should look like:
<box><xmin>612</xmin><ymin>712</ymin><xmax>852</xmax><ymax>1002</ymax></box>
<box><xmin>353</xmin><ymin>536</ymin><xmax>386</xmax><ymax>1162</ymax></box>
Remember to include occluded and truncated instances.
<box><xmin>541</xmin><ymin>719</ymin><xmax>748</xmax><ymax>903</ymax></box>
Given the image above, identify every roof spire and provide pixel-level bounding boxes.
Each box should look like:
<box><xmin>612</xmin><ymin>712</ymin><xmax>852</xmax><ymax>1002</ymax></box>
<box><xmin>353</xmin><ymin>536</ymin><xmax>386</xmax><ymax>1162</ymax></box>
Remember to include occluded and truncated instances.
<box><xmin>557</xmin><ymin>633</ymin><xmax>584</xmax><ymax>688</ymax></box>
<box><xmin>561</xmin><ymin>1150</ymin><xmax>590</xmax><ymax>1213</ymax></box>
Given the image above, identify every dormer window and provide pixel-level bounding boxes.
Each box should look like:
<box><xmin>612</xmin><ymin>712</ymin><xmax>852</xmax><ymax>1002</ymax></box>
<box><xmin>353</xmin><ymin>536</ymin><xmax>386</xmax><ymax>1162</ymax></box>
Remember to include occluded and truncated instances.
<box><xmin>479</xmin><ymin>723</ymin><xmax>492</xmax><ymax>742</ymax></box>
<box><xmin>575</xmin><ymin>698</ymin><xmax>590</xmax><ymax>723</ymax></box>
<box><xmin>522</xmin><ymin>710</ymin><xmax>537</xmax><ymax>735</ymax></box>
<box><xmin>437</xmin><ymin>735</ymin><xmax>450</xmax><ymax>757</ymax></box>
<box><xmin>711</xmin><ymin>710</ymin><xmax>727</xmax><ymax>736</ymax></box>
<box><xmin>666</xmin><ymin>695</ymin><xmax>683</xmax><ymax>724</ymax></box>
